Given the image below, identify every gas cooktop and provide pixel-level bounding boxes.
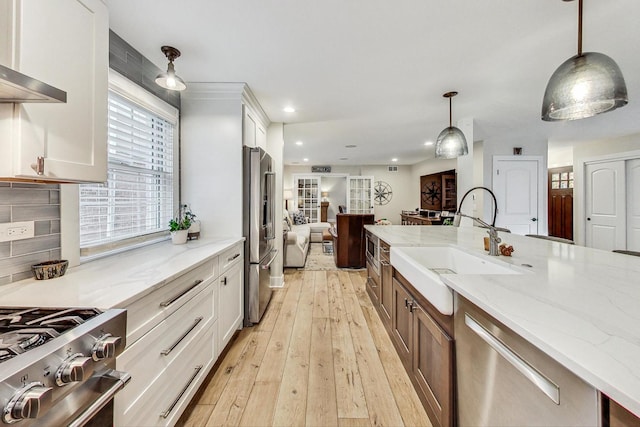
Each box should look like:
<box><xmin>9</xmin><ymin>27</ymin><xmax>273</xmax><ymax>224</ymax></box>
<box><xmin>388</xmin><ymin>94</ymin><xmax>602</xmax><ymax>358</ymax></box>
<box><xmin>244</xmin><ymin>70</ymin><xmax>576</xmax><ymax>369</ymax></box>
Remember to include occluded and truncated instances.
<box><xmin>0</xmin><ymin>308</ymin><xmax>103</xmax><ymax>364</ymax></box>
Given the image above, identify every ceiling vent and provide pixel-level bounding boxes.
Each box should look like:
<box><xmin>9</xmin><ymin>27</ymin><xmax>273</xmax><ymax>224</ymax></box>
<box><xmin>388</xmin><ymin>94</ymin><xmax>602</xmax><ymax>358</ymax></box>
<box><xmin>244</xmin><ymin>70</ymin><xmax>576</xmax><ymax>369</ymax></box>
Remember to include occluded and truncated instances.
<box><xmin>388</xmin><ymin>166</ymin><xmax>398</xmax><ymax>172</ymax></box>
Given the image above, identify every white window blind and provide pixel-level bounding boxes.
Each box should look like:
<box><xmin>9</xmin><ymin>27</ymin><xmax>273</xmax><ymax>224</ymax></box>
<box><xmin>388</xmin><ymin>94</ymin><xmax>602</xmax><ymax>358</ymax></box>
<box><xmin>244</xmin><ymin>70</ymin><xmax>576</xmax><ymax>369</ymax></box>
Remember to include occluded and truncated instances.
<box><xmin>79</xmin><ymin>89</ymin><xmax>175</xmax><ymax>253</ymax></box>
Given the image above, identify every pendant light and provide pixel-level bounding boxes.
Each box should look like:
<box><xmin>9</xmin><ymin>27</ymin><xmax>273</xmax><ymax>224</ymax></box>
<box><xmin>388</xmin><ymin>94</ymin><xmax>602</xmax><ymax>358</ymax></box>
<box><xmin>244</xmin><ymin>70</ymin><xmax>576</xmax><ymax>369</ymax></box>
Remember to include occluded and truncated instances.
<box><xmin>542</xmin><ymin>0</ymin><xmax>627</xmax><ymax>121</ymax></box>
<box><xmin>435</xmin><ymin>91</ymin><xmax>468</xmax><ymax>159</ymax></box>
<box><xmin>155</xmin><ymin>46</ymin><xmax>187</xmax><ymax>91</ymax></box>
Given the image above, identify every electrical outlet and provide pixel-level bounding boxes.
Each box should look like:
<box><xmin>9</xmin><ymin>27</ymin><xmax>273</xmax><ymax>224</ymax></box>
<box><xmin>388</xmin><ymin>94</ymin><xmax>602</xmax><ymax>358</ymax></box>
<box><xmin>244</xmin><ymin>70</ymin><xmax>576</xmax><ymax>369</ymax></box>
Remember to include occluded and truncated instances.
<box><xmin>0</xmin><ymin>221</ymin><xmax>35</xmax><ymax>242</ymax></box>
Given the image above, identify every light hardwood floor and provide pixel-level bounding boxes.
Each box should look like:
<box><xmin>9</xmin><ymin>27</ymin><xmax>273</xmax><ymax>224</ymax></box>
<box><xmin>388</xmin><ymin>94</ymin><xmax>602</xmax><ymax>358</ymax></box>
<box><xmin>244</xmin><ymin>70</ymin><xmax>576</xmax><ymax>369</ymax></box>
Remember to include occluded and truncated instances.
<box><xmin>178</xmin><ymin>267</ymin><xmax>431</xmax><ymax>427</ymax></box>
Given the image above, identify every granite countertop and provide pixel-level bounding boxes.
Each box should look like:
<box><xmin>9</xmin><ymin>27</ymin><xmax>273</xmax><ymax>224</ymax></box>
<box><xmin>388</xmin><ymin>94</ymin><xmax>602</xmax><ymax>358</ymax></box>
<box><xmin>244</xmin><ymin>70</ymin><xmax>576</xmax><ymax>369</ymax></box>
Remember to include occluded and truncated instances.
<box><xmin>0</xmin><ymin>237</ymin><xmax>244</xmax><ymax>310</ymax></box>
<box><xmin>365</xmin><ymin>224</ymin><xmax>640</xmax><ymax>418</ymax></box>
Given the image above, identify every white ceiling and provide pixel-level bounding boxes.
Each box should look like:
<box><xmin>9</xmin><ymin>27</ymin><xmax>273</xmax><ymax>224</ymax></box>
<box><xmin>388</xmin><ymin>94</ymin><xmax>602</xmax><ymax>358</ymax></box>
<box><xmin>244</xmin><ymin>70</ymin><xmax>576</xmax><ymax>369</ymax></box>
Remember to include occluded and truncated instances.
<box><xmin>105</xmin><ymin>0</ymin><xmax>640</xmax><ymax>166</ymax></box>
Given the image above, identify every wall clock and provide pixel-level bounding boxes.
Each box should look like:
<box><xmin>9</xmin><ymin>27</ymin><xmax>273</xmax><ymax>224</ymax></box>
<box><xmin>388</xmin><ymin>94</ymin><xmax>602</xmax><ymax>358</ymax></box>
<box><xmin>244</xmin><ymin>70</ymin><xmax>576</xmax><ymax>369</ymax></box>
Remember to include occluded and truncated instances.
<box><xmin>374</xmin><ymin>181</ymin><xmax>393</xmax><ymax>205</ymax></box>
<box><xmin>421</xmin><ymin>180</ymin><xmax>441</xmax><ymax>205</ymax></box>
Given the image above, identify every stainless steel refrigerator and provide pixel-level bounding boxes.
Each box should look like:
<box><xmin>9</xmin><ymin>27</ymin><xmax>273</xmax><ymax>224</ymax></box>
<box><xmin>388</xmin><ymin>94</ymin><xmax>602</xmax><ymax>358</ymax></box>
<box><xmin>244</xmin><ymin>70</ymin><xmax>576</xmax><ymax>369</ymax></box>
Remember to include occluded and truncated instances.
<box><xmin>243</xmin><ymin>146</ymin><xmax>277</xmax><ymax>325</ymax></box>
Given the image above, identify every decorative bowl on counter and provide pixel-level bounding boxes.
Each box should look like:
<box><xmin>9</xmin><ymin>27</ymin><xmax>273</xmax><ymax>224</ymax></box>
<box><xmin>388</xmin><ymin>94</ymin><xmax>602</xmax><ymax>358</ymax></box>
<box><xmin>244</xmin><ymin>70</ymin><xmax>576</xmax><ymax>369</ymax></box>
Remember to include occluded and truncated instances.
<box><xmin>31</xmin><ymin>260</ymin><xmax>69</xmax><ymax>280</ymax></box>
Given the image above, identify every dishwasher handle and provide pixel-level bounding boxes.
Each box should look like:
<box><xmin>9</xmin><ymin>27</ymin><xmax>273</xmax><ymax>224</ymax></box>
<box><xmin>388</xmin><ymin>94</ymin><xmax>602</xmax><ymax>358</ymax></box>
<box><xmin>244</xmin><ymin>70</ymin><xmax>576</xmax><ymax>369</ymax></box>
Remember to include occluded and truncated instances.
<box><xmin>464</xmin><ymin>313</ymin><xmax>560</xmax><ymax>404</ymax></box>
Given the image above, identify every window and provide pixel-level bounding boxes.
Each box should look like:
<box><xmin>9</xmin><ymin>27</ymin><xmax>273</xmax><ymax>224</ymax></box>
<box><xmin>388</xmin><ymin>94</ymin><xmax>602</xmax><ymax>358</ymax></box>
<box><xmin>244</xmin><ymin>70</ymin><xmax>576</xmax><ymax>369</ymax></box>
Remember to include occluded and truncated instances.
<box><xmin>79</xmin><ymin>71</ymin><xmax>179</xmax><ymax>258</ymax></box>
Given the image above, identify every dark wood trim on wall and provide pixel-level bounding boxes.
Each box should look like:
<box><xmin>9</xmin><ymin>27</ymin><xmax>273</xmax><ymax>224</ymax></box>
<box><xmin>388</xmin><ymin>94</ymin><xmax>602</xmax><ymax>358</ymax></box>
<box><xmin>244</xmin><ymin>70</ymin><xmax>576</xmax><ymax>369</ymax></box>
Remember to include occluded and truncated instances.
<box><xmin>109</xmin><ymin>30</ymin><xmax>181</xmax><ymax>109</ymax></box>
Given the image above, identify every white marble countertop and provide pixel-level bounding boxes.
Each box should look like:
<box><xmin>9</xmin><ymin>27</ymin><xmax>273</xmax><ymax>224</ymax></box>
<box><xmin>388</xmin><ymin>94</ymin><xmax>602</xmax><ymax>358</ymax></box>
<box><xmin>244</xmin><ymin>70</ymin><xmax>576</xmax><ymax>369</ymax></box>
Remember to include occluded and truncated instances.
<box><xmin>365</xmin><ymin>225</ymin><xmax>640</xmax><ymax>417</ymax></box>
<box><xmin>0</xmin><ymin>237</ymin><xmax>243</xmax><ymax>309</ymax></box>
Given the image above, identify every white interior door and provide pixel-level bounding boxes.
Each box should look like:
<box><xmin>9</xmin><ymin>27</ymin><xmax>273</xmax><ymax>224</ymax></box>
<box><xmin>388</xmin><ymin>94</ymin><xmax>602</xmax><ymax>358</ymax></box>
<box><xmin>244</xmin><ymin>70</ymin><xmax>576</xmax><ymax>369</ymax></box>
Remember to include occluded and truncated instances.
<box><xmin>627</xmin><ymin>159</ymin><xmax>640</xmax><ymax>251</ymax></box>
<box><xmin>493</xmin><ymin>158</ymin><xmax>540</xmax><ymax>235</ymax></box>
<box><xmin>585</xmin><ymin>161</ymin><xmax>626</xmax><ymax>251</ymax></box>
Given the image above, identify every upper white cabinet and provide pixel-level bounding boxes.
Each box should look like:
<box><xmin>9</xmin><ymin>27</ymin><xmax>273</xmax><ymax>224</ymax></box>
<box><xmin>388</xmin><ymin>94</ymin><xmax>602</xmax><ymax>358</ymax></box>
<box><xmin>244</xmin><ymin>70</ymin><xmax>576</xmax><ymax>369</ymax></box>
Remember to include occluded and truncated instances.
<box><xmin>0</xmin><ymin>0</ymin><xmax>108</xmax><ymax>182</ymax></box>
<box><xmin>181</xmin><ymin>83</ymin><xmax>270</xmax><ymax>236</ymax></box>
<box><xmin>243</xmin><ymin>101</ymin><xmax>267</xmax><ymax>149</ymax></box>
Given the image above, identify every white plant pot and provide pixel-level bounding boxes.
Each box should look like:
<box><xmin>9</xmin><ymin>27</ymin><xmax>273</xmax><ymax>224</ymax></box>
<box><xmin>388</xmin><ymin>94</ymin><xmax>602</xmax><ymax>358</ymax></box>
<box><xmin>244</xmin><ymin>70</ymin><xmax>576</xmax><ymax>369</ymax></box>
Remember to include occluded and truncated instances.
<box><xmin>171</xmin><ymin>229</ymin><xmax>189</xmax><ymax>244</ymax></box>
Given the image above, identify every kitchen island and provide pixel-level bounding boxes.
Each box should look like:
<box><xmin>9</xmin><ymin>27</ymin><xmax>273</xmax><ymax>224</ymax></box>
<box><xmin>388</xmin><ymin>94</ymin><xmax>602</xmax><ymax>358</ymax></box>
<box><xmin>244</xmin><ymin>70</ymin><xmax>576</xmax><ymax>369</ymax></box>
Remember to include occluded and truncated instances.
<box><xmin>365</xmin><ymin>225</ymin><xmax>640</xmax><ymax>420</ymax></box>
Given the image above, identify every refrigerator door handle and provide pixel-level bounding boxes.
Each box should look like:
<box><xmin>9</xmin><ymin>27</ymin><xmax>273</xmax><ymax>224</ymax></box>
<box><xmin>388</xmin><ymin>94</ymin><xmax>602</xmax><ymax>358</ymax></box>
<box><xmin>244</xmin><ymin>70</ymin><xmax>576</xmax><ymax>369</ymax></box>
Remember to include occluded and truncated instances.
<box><xmin>260</xmin><ymin>249</ymin><xmax>278</xmax><ymax>269</ymax></box>
<box><xmin>264</xmin><ymin>171</ymin><xmax>276</xmax><ymax>240</ymax></box>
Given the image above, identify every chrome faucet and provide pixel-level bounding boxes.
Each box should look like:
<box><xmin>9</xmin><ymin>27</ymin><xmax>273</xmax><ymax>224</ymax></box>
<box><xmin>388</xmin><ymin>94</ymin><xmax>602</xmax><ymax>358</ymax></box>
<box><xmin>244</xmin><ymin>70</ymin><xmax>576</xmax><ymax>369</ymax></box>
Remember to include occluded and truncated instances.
<box><xmin>453</xmin><ymin>186</ymin><xmax>509</xmax><ymax>256</ymax></box>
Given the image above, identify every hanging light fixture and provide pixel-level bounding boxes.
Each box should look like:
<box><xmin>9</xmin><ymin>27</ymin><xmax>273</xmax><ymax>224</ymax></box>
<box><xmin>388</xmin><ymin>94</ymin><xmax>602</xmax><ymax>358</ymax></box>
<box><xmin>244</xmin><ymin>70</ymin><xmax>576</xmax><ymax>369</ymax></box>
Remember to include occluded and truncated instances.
<box><xmin>435</xmin><ymin>91</ymin><xmax>468</xmax><ymax>159</ymax></box>
<box><xmin>155</xmin><ymin>46</ymin><xmax>187</xmax><ymax>91</ymax></box>
<box><xmin>542</xmin><ymin>0</ymin><xmax>627</xmax><ymax>121</ymax></box>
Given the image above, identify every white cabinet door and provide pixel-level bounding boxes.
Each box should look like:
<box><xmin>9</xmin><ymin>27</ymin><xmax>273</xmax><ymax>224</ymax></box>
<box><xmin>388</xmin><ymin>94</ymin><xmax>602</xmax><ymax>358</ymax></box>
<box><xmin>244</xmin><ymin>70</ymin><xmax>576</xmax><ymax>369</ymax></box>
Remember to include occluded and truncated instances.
<box><xmin>628</xmin><ymin>159</ymin><xmax>640</xmax><ymax>251</ymax></box>
<box><xmin>585</xmin><ymin>161</ymin><xmax>626</xmax><ymax>251</ymax></box>
<box><xmin>218</xmin><ymin>261</ymin><xmax>243</xmax><ymax>350</ymax></box>
<box><xmin>243</xmin><ymin>105</ymin><xmax>257</xmax><ymax>147</ymax></box>
<box><xmin>0</xmin><ymin>0</ymin><xmax>108</xmax><ymax>182</ymax></box>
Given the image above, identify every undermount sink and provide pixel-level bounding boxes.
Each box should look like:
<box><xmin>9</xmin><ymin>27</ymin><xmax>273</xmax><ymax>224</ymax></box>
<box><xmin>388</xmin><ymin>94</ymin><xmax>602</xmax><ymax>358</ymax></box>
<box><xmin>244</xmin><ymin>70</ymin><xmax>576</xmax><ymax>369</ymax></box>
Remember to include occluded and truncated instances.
<box><xmin>390</xmin><ymin>246</ymin><xmax>523</xmax><ymax>315</ymax></box>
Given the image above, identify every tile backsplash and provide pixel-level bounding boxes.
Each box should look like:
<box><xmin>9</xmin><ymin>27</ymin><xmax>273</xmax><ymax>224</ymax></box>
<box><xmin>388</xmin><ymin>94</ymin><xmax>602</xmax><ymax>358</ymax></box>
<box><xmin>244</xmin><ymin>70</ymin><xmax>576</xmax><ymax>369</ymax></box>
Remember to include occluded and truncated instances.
<box><xmin>0</xmin><ymin>182</ymin><xmax>61</xmax><ymax>285</ymax></box>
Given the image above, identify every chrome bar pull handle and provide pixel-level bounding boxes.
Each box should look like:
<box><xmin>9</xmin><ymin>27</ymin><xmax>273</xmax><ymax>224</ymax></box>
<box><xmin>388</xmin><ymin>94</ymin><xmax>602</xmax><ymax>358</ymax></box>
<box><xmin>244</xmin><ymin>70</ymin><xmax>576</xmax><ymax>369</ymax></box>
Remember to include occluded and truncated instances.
<box><xmin>160</xmin><ymin>365</ymin><xmax>203</xmax><ymax>419</ymax></box>
<box><xmin>31</xmin><ymin>156</ymin><xmax>45</xmax><ymax>175</ymax></box>
<box><xmin>160</xmin><ymin>317</ymin><xmax>203</xmax><ymax>356</ymax></box>
<box><xmin>159</xmin><ymin>279</ymin><xmax>203</xmax><ymax>308</ymax></box>
<box><xmin>464</xmin><ymin>313</ymin><xmax>560</xmax><ymax>404</ymax></box>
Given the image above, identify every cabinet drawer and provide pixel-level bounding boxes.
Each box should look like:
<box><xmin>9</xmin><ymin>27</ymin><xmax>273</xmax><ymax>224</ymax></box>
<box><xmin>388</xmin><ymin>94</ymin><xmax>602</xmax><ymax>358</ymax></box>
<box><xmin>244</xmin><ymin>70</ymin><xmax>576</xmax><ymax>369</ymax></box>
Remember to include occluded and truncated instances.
<box><xmin>124</xmin><ymin>258</ymin><xmax>216</xmax><ymax>343</ymax></box>
<box><xmin>380</xmin><ymin>240</ymin><xmax>391</xmax><ymax>262</ymax></box>
<box><xmin>116</xmin><ymin>283</ymin><xmax>215</xmax><ymax>414</ymax></box>
<box><xmin>115</xmin><ymin>321</ymin><xmax>216</xmax><ymax>427</ymax></box>
<box><xmin>219</xmin><ymin>242</ymin><xmax>243</xmax><ymax>273</ymax></box>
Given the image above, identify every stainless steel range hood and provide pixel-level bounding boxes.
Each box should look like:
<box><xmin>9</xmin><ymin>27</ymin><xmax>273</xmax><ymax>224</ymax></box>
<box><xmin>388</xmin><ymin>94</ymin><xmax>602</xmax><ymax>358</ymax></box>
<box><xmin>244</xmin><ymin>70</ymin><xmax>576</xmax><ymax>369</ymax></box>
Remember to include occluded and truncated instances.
<box><xmin>0</xmin><ymin>63</ymin><xmax>66</xmax><ymax>103</ymax></box>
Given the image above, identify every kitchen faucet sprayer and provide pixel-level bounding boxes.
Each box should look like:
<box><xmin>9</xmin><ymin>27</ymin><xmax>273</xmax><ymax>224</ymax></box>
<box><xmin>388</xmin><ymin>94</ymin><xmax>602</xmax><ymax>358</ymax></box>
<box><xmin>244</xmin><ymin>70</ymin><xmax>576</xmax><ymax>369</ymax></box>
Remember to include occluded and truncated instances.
<box><xmin>454</xmin><ymin>186</ymin><xmax>509</xmax><ymax>256</ymax></box>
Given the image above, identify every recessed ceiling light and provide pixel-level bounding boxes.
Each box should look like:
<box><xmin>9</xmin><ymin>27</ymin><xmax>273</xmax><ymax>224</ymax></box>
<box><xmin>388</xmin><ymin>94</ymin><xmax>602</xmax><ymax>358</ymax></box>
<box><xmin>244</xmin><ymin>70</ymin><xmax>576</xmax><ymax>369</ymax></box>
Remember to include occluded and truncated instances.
<box><xmin>295</xmin><ymin>141</ymin><xmax>303</xmax><ymax>146</ymax></box>
<box><xmin>303</xmin><ymin>158</ymin><xmax>309</xmax><ymax>162</ymax></box>
<box><xmin>340</xmin><ymin>158</ymin><xmax>348</xmax><ymax>161</ymax></box>
<box><xmin>283</xmin><ymin>106</ymin><xmax>296</xmax><ymax>113</ymax></box>
<box><xmin>345</xmin><ymin>145</ymin><xmax>357</xmax><ymax>148</ymax></box>
<box><xmin>391</xmin><ymin>158</ymin><xmax>398</xmax><ymax>162</ymax></box>
<box><xmin>424</xmin><ymin>141</ymin><xmax>434</xmax><ymax>146</ymax></box>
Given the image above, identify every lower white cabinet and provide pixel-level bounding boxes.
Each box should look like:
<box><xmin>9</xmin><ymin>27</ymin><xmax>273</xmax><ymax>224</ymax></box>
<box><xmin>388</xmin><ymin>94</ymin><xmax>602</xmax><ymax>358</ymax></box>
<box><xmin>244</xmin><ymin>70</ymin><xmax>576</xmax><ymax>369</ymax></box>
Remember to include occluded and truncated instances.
<box><xmin>218</xmin><ymin>243</ymin><xmax>244</xmax><ymax>352</ymax></box>
<box><xmin>115</xmin><ymin>282</ymin><xmax>217</xmax><ymax>426</ymax></box>
<box><xmin>114</xmin><ymin>242</ymin><xmax>244</xmax><ymax>427</ymax></box>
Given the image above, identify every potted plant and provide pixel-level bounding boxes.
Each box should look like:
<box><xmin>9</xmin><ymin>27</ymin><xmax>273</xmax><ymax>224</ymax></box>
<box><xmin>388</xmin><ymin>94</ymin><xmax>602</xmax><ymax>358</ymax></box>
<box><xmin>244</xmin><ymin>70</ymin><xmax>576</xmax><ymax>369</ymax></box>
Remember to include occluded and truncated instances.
<box><xmin>169</xmin><ymin>205</ymin><xmax>195</xmax><ymax>244</ymax></box>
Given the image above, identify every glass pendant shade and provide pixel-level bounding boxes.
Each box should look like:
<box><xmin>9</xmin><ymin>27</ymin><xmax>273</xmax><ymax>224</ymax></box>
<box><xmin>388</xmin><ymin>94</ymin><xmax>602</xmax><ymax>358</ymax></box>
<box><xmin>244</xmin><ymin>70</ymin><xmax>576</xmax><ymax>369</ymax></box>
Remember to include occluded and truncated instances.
<box><xmin>542</xmin><ymin>52</ymin><xmax>628</xmax><ymax>121</ymax></box>
<box><xmin>435</xmin><ymin>126</ymin><xmax>468</xmax><ymax>159</ymax></box>
<box><xmin>155</xmin><ymin>62</ymin><xmax>186</xmax><ymax>91</ymax></box>
<box><xmin>155</xmin><ymin>46</ymin><xmax>187</xmax><ymax>91</ymax></box>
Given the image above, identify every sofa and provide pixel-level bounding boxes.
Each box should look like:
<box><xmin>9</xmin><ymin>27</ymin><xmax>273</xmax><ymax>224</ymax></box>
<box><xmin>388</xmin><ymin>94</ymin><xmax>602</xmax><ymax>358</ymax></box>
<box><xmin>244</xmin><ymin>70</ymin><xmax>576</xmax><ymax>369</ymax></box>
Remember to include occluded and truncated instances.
<box><xmin>283</xmin><ymin>212</ymin><xmax>331</xmax><ymax>267</ymax></box>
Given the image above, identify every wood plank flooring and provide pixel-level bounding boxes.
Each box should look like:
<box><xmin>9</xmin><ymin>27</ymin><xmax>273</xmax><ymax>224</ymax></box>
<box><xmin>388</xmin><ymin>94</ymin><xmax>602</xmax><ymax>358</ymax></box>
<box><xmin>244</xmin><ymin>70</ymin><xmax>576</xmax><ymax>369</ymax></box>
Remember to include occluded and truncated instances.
<box><xmin>178</xmin><ymin>264</ymin><xmax>431</xmax><ymax>427</ymax></box>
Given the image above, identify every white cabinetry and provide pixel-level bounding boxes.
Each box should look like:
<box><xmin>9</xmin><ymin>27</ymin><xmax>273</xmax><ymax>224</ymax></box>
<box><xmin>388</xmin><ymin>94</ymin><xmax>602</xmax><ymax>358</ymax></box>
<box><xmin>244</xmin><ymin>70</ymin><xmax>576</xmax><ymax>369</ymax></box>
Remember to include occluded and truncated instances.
<box><xmin>0</xmin><ymin>0</ymin><xmax>108</xmax><ymax>182</ymax></box>
<box><xmin>115</xmin><ymin>242</ymin><xmax>245</xmax><ymax>427</ymax></box>
<box><xmin>181</xmin><ymin>83</ymin><xmax>270</xmax><ymax>237</ymax></box>
<box><xmin>218</xmin><ymin>243</ymin><xmax>244</xmax><ymax>351</ymax></box>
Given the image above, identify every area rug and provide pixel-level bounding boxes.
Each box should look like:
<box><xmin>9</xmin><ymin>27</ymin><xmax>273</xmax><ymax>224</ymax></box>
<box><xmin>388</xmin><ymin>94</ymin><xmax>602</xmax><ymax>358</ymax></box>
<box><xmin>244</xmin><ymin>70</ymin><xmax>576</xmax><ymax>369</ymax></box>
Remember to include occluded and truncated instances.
<box><xmin>298</xmin><ymin>243</ymin><xmax>366</xmax><ymax>271</ymax></box>
<box><xmin>300</xmin><ymin>243</ymin><xmax>336</xmax><ymax>271</ymax></box>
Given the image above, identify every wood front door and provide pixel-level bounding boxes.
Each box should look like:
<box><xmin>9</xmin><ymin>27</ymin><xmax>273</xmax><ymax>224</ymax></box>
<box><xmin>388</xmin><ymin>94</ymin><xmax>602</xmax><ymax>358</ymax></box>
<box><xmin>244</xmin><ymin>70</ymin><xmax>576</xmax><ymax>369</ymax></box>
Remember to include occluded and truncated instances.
<box><xmin>548</xmin><ymin>167</ymin><xmax>574</xmax><ymax>241</ymax></box>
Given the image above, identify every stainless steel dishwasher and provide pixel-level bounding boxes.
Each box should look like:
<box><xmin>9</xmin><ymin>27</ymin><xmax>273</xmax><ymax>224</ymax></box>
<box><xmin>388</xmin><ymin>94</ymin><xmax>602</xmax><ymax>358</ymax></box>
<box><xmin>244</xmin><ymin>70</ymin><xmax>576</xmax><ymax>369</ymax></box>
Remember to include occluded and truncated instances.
<box><xmin>454</xmin><ymin>294</ymin><xmax>600</xmax><ymax>426</ymax></box>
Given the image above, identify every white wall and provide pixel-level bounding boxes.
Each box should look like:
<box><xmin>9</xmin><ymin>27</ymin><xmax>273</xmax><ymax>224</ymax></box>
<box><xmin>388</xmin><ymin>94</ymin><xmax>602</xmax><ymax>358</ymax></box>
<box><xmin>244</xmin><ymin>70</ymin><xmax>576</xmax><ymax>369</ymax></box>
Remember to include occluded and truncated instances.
<box><xmin>320</xmin><ymin>176</ymin><xmax>346</xmax><ymax>222</ymax></box>
<box><xmin>361</xmin><ymin>165</ymin><xmax>413</xmax><ymax>224</ymax></box>
<box><xmin>266</xmin><ymin>123</ymin><xmax>285</xmax><ymax>287</ymax></box>
<box><xmin>282</xmin><ymin>164</ymin><xmax>413</xmax><ymax>224</ymax></box>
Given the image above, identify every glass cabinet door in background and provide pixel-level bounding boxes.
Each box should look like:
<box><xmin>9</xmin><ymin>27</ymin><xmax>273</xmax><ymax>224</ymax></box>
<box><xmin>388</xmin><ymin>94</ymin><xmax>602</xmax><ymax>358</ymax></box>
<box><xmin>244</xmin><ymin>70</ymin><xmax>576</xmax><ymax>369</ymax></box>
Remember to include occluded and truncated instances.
<box><xmin>347</xmin><ymin>176</ymin><xmax>374</xmax><ymax>214</ymax></box>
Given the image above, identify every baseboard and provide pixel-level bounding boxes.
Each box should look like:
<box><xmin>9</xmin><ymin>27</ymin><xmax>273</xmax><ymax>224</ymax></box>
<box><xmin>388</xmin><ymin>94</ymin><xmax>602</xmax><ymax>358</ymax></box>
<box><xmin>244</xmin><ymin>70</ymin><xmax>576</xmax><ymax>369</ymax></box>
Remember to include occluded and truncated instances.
<box><xmin>270</xmin><ymin>274</ymin><xmax>284</xmax><ymax>288</ymax></box>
